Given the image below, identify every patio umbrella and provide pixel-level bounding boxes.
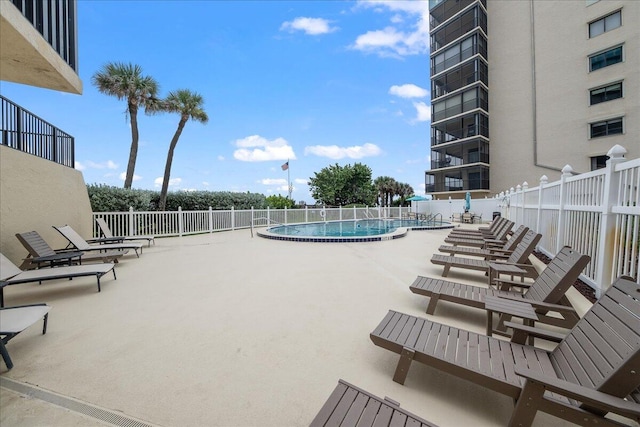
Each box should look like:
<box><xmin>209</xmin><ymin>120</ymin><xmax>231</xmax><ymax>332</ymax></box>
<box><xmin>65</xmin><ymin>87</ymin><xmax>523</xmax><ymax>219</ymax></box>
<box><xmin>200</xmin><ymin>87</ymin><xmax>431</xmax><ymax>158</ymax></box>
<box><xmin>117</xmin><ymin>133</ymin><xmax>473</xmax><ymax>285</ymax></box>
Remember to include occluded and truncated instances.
<box><xmin>464</xmin><ymin>192</ymin><xmax>471</xmax><ymax>212</ymax></box>
<box><xmin>407</xmin><ymin>195</ymin><xmax>428</xmax><ymax>201</ymax></box>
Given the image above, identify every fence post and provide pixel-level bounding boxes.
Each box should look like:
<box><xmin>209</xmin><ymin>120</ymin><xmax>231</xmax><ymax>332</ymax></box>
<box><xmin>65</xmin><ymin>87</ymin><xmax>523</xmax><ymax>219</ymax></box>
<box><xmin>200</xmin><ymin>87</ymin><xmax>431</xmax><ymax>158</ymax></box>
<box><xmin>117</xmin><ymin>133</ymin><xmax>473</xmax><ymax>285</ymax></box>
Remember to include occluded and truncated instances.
<box><xmin>594</xmin><ymin>145</ymin><xmax>627</xmax><ymax>297</ymax></box>
<box><xmin>129</xmin><ymin>207</ymin><xmax>134</xmax><ymax>237</ymax></box>
<box><xmin>284</xmin><ymin>206</ymin><xmax>287</xmax><ymax>224</ymax></box>
<box><xmin>515</xmin><ymin>185</ymin><xmax>522</xmax><ymax>225</ymax></box>
<box><xmin>178</xmin><ymin>206</ymin><xmax>184</xmax><ymax>236</ymax></box>
<box><xmin>536</xmin><ymin>176</ymin><xmax>547</xmax><ymax>233</ymax></box>
<box><xmin>521</xmin><ymin>182</ymin><xmax>528</xmax><ymax>227</ymax></box>
<box><xmin>267</xmin><ymin>206</ymin><xmax>270</xmax><ymax>225</ymax></box>
<box><xmin>305</xmin><ymin>205</ymin><xmax>308</xmax><ymax>223</ymax></box>
<box><xmin>232</xmin><ymin>206</ymin><xmax>235</xmax><ymax>230</ymax></box>
<box><xmin>555</xmin><ymin>165</ymin><xmax>573</xmax><ymax>255</ymax></box>
<box><xmin>209</xmin><ymin>207</ymin><xmax>213</xmax><ymax>233</ymax></box>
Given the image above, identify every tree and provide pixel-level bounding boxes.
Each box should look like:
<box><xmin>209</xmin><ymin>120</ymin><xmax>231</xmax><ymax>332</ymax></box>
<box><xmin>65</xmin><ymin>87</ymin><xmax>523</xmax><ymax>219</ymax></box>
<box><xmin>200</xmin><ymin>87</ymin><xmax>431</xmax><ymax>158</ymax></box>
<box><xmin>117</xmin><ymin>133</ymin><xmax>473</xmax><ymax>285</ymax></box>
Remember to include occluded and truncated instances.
<box><xmin>308</xmin><ymin>163</ymin><xmax>376</xmax><ymax>206</ymax></box>
<box><xmin>395</xmin><ymin>182</ymin><xmax>415</xmax><ymax>206</ymax></box>
<box><xmin>92</xmin><ymin>62</ymin><xmax>160</xmax><ymax>189</ymax></box>
<box><xmin>374</xmin><ymin>176</ymin><xmax>396</xmax><ymax>207</ymax></box>
<box><xmin>265</xmin><ymin>194</ymin><xmax>295</xmax><ymax>209</ymax></box>
<box><xmin>156</xmin><ymin>90</ymin><xmax>209</xmax><ymax>211</ymax></box>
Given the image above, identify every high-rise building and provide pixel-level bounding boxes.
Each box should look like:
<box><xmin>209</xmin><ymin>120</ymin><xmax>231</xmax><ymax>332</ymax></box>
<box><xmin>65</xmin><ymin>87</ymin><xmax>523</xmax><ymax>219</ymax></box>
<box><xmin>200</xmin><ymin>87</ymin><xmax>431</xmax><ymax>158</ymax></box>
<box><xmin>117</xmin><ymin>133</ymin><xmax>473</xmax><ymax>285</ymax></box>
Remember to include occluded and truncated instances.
<box><xmin>426</xmin><ymin>0</ymin><xmax>639</xmax><ymax>199</ymax></box>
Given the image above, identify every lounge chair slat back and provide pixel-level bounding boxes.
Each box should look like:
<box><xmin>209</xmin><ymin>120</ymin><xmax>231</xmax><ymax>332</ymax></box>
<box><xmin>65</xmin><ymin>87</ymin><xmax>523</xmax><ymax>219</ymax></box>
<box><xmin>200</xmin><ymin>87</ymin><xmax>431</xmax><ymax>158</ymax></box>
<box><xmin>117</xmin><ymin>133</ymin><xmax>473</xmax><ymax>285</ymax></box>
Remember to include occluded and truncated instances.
<box><xmin>522</xmin><ymin>246</ymin><xmax>590</xmax><ymax>304</ymax></box>
<box><xmin>506</xmin><ymin>230</ymin><xmax>541</xmax><ymax>264</ymax></box>
<box><xmin>15</xmin><ymin>231</ymin><xmax>56</xmax><ymax>257</ymax></box>
<box><xmin>550</xmin><ymin>277</ymin><xmax>640</xmax><ymax>398</ymax></box>
<box><xmin>502</xmin><ymin>225</ymin><xmax>528</xmax><ymax>252</ymax></box>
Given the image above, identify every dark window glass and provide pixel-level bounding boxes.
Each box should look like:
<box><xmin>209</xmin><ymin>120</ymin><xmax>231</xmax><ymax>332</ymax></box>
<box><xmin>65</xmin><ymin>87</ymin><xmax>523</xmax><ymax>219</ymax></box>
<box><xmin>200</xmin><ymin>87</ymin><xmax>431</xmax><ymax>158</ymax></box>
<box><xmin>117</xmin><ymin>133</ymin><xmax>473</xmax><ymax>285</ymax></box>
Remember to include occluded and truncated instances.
<box><xmin>590</xmin><ymin>46</ymin><xmax>622</xmax><ymax>71</ymax></box>
<box><xmin>590</xmin><ymin>155</ymin><xmax>609</xmax><ymax>170</ymax></box>
<box><xmin>589</xmin><ymin>11</ymin><xmax>621</xmax><ymax>38</ymax></box>
<box><xmin>590</xmin><ymin>118</ymin><xmax>623</xmax><ymax>138</ymax></box>
<box><xmin>590</xmin><ymin>82</ymin><xmax>622</xmax><ymax>105</ymax></box>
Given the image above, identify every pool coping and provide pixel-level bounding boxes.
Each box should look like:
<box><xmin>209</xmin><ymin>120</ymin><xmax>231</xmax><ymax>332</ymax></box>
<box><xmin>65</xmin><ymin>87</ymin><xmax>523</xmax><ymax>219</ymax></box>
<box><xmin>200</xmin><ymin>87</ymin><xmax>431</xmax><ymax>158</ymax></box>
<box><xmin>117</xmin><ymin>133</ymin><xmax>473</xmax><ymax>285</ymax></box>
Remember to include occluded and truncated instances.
<box><xmin>256</xmin><ymin>220</ymin><xmax>454</xmax><ymax>243</ymax></box>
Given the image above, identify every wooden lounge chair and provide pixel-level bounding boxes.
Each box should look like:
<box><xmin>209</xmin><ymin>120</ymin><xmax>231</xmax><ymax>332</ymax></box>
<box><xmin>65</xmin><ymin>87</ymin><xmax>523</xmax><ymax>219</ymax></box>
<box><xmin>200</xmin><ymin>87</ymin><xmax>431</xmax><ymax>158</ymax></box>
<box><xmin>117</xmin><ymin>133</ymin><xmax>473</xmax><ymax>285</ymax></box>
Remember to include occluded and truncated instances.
<box><xmin>0</xmin><ymin>303</ymin><xmax>51</xmax><ymax>370</ymax></box>
<box><xmin>370</xmin><ymin>276</ymin><xmax>640</xmax><ymax>427</ymax></box>
<box><xmin>444</xmin><ymin>220</ymin><xmax>514</xmax><ymax>248</ymax></box>
<box><xmin>412</xmin><ymin>246</ymin><xmax>589</xmax><ymax>330</ymax></box>
<box><xmin>53</xmin><ymin>225</ymin><xmax>143</xmax><ymax>257</ymax></box>
<box><xmin>310</xmin><ymin>379</ymin><xmax>438</xmax><ymax>427</ymax></box>
<box><xmin>448</xmin><ymin>216</ymin><xmax>506</xmax><ymax>236</ymax></box>
<box><xmin>438</xmin><ymin>225</ymin><xmax>528</xmax><ymax>259</ymax></box>
<box><xmin>431</xmin><ymin>230</ymin><xmax>541</xmax><ymax>279</ymax></box>
<box><xmin>0</xmin><ymin>253</ymin><xmax>116</xmax><ymax>307</ymax></box>
<box><xmin>16</xmin><ymin>230</ymin><xmax>123</xmax><ymax>270</ymax></box>
<box><xmin>93</xmin><ymin>217</ymin><xmax>155</xmax><ymax>247</ymax></box>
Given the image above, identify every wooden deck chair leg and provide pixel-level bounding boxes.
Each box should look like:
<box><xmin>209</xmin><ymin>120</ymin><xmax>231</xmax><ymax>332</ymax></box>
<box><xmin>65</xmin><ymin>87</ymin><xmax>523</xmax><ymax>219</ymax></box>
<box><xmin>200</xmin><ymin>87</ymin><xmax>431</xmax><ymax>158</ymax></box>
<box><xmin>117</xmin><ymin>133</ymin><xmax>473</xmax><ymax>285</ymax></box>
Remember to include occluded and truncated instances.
<box><xmin>442</xmin><ymin>265</ymin><xmax>451</xmax><ymax>277</ymax></box>
<box><xmin>393</xmin><ymin>347</ymin><xmax>415</xmax><ymax>385</ymax></box>
<box><xmin>508</xmin><ymin>380</ymin><xmax>545</xmax><ymax>427</ymax></box>
<box><xmin>426</xmin><ymin>295</ymin><xmax>440</xmax><ymax>315</ymax></box>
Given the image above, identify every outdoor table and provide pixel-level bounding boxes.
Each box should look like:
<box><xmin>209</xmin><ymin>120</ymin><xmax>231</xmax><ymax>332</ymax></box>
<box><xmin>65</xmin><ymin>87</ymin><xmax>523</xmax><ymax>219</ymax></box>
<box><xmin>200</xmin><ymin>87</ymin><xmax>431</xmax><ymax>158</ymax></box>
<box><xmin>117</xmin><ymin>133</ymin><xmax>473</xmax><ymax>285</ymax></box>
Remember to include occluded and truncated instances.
<box><xmin>485</xmin><ymin>295</ymin><xmax>538</xmax><ymax>345</ymax></box>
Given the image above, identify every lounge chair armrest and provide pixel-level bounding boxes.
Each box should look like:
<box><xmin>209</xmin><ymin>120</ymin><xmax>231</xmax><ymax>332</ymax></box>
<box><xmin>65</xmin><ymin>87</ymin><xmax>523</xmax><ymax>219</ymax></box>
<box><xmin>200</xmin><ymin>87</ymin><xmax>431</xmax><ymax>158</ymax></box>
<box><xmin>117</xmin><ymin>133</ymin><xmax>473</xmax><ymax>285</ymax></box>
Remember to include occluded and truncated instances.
<box><xmin>497</xmin><ymin>296</ymin><xmax>577</xmax><ymax>314</ymax></box>
<box><xmin>514</xmin><ymin>367</ymin><xmax>640</xmax><ymax>419</ymax></box>
<box><xmin>504</xmin><ymin>321</ymin><xmax>566</xmax><ymax>343</ymax></box>
<box><xmin>86</xmin><ymin>237</ymin><xmax>124</xmax><ymax>244</ymax></box>
<box><xmin>27</xmin><ymin>252</ymin><xmax>84</xmax><ymax>263</ymax></box>
<box><xmin>486</xmin><ymin>248</ymin><xmax>513</xmax><ymax>255</ymax></box>
<box><xmin>491</xmin><ymin>278</ymin><xmax>532</xmax><ymax>290</ymax></box>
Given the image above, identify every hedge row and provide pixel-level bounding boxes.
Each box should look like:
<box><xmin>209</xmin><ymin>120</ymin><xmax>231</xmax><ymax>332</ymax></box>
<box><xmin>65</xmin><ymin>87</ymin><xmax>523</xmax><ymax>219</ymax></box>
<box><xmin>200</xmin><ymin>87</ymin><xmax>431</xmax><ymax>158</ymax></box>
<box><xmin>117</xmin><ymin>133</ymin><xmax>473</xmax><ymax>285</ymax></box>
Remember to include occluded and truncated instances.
<box><xmin>87</xmin><ymin>184</ymin><xmax>268</xmax><ymax>212</ymax></box>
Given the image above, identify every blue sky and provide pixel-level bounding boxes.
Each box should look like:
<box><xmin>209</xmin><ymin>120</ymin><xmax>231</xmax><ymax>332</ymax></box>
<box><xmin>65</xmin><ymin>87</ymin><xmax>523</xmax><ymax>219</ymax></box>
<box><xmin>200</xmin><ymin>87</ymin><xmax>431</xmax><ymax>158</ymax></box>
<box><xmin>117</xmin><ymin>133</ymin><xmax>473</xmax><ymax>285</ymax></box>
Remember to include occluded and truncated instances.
<box><xmin>3</xmin><ymin>0</ymin><xmax>432</xmax><ymax>203</ymax></box>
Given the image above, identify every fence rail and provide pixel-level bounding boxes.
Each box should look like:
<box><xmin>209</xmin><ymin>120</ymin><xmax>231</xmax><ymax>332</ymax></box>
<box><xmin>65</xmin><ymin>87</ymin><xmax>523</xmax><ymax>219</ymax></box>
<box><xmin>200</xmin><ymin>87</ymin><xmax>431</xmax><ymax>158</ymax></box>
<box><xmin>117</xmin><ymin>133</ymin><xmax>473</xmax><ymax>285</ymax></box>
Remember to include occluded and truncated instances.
<box><xmin>500</xmin><ymin>144</ymin><xmax>639</xmax><ymax>296</ymax></box>
<box><xmin>93</xmin><ymin>206</ymin><xmax>408</xmax><ymax>240</ymax></box>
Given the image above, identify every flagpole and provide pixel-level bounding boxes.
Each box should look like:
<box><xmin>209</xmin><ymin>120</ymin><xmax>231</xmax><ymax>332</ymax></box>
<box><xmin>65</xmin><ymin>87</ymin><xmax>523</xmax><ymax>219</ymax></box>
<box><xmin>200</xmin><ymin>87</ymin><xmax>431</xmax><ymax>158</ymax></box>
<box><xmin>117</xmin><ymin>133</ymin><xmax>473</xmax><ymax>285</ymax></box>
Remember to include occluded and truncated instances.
<box><xmin>287</xmin><ymin>158</ymin><xmax>292</xmax><ymax>200</ymax></box>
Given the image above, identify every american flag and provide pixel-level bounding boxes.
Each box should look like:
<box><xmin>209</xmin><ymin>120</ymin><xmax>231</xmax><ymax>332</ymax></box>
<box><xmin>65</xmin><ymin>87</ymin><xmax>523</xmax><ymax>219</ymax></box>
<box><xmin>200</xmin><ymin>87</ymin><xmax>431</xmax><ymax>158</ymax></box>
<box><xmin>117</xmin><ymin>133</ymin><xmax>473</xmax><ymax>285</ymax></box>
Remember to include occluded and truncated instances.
<box><xmin>281</xmin><ymin>161</ymin><xmax>289</xmax><ymax>171</ymax></box>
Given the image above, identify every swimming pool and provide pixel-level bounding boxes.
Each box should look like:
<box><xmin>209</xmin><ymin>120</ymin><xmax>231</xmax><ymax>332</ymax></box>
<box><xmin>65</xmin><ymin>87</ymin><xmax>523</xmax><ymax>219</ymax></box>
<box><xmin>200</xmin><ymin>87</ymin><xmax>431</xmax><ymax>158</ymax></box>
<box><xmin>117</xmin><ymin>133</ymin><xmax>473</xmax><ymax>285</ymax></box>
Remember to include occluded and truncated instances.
<box><xmin>257</xmin><ymin>219</ymin><xmax>453</xmax><ymax>242</ymax></box>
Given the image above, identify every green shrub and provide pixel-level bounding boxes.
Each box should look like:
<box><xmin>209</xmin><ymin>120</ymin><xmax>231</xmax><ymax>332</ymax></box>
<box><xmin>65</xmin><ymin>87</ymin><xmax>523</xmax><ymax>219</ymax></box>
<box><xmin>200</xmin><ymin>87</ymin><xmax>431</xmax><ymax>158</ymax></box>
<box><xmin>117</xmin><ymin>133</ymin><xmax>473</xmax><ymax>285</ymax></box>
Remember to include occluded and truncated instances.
<box><xmin>87</xmin><ymin>184</ymin><xmax>267</xmax><ymax>212</ymax></box>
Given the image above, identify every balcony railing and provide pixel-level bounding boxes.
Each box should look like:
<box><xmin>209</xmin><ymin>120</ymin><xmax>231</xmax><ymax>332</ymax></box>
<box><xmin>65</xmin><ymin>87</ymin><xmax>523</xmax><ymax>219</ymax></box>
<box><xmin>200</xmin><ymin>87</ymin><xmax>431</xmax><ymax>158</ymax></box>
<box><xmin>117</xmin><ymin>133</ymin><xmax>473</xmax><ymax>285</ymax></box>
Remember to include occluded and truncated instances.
<box><xmin>1</xmin><ymin>95</ymin><xmax>75</xmax><ymax>168</ymax></box>
<box><xmin>10</xmin><ymin>0</ymin><xmax>78</xmax><ymax>72</ymax></box>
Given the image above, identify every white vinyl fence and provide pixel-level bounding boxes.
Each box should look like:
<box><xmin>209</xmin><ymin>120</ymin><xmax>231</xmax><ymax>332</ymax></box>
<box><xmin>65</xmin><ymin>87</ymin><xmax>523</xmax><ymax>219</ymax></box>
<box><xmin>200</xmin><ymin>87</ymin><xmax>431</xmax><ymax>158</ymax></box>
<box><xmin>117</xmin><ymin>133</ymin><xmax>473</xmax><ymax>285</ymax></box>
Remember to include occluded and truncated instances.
<box><xmin>500</xmin><ymin>144</ymin><xmax>639</xmax><ymax>296</ymax></box>
<box><xmin>92</xmin><ymin>145</ymin><xmax>638</xmax><ymax>296</ymax></box>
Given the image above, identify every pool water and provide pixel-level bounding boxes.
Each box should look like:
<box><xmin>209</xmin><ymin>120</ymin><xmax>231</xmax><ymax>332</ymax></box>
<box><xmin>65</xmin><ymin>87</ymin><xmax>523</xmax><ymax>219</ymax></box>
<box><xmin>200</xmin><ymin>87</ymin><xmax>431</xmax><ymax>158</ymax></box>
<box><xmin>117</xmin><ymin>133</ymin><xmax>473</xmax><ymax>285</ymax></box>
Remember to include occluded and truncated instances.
<box><xmin>260</xmin><ymin>219</ymin><xmax>453</xmax><ymax>242</ymax></box>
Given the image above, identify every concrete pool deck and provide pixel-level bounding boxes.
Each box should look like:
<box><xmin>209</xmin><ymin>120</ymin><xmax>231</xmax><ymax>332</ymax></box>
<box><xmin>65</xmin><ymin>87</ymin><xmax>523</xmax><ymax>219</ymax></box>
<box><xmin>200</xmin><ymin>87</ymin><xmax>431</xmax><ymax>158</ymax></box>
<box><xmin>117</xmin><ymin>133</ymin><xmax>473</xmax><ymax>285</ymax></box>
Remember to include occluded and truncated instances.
<box><xmin>0</xmin><ymin>225</ymin><xmax>596</xmax><ymax>426</ymax></box>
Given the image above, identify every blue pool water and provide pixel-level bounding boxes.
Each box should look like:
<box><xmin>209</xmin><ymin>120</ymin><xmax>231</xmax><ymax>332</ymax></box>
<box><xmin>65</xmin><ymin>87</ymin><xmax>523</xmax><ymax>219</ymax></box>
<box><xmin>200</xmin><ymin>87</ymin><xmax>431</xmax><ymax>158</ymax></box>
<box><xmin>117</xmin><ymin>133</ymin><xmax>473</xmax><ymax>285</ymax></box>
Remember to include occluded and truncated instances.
<box><xmin>259</xmin><ymin>219</ymin><xmax>453</xmax><ymax>242</ymax></box>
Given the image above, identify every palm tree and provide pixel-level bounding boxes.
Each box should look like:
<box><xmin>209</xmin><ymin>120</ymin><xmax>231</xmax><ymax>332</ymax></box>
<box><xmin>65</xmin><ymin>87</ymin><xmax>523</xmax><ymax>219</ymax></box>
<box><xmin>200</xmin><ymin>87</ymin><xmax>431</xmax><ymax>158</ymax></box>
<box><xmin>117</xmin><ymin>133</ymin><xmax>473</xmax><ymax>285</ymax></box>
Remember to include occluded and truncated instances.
<box><xmin>396</xmin><ymin>182</ymin><xmax>414</xmax><ymax>206</ymax></box>
<box><xmin>157</xmin><ymin>89</ymin><xmax>209</xmax><ymax>211</ymax></box>
<box><xmin>92</xmin><ymin>62</ymin><xmax>159</xmax><ymax>189</ymax></box>
<box><xmin>374</xmin><ymin>176</ymin><xmax>396</xmax><ymax>207</ymax></box>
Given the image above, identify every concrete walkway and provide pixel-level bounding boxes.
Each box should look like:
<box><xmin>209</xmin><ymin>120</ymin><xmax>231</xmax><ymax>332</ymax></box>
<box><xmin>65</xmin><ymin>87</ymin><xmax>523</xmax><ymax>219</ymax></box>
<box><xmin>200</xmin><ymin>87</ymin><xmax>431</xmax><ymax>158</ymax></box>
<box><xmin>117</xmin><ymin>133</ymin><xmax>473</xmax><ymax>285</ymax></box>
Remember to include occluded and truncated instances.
<box><xmin>0</xmin><ymin>226</ymin><xmax>594</xmax><ymax>426</ymax></box>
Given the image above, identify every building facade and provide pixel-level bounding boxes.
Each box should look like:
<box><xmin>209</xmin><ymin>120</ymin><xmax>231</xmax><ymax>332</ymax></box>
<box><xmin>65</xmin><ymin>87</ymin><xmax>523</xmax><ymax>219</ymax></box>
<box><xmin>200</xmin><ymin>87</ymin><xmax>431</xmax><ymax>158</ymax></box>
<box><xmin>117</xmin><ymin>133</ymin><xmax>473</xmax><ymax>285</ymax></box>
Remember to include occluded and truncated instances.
<box><xmin>426</xmin><ymin>0</ymin><xmax>639</xmax><ymax>199</ymax></box>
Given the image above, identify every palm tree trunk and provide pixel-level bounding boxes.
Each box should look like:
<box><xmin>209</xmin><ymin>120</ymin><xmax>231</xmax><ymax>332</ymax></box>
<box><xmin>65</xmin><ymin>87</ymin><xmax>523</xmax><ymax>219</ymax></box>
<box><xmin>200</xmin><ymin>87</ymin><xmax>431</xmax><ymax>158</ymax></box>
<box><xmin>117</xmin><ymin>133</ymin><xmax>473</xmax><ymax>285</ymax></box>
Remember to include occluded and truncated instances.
<box><xmin>158</xmin><ymin>118</ymin><xmax>187</xmax><ymax>211</ymax></box>
<box><xmin>124</xmin><ymin>103</ymin><xmax>139</xmax><ymax>189</ymax></box>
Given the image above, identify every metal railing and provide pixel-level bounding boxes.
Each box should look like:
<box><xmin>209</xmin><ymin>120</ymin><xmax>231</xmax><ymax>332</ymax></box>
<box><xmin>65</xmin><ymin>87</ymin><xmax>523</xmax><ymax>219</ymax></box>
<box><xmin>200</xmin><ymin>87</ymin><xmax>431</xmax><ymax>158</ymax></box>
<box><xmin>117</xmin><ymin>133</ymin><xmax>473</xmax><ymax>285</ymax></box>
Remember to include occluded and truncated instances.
<box><xmin>499</xmin><ymin>144</ymin><xmax>639</xmax><ymax>296</ymax></box>
<box><xmin>1</xmin><ymin>95</ymin><xmax>75</xmax><ymax>168</ymax></box>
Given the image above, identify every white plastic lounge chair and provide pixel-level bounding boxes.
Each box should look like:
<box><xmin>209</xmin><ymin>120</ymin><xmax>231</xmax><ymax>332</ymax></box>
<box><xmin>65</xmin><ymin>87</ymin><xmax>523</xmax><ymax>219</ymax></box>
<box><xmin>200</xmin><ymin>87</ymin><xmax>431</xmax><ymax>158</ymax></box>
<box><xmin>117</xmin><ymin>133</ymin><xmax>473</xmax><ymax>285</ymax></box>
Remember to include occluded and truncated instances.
<box><xmin>0</xmin><ymin>253</ymin><xmax>116</xmax><ymax>307</ymax></box>
<box><xmin>53</xmin><ymin>224</ymin><xmax>143</xmax><ymax>257</ymax></box>
<box><xmin>93</xmin><ymin>217</ymin><xmax>154</xmax><ymax>247</ymax></box>
<box><xmin>0</xmin><ymin>303</ymin><xmax>50</xmax><ymax>370</ymax></box>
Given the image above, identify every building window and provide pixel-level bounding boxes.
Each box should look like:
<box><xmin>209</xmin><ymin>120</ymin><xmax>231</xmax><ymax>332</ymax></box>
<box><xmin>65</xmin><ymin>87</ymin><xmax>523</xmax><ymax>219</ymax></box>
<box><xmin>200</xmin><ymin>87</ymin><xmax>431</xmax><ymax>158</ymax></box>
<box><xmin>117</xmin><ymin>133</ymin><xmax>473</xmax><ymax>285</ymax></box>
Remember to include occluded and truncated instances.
<box><xmin>589</xmin><ymin>11</ymin><xmax>621</xmax><ymax>38</ymax></box>
<box><xmin>590</xmin><ymin>155</ymin><xmax>609</xmax><ymax>170</ymax></box>
<box><xmin>586</xmin><ymin>0</ymin><xmax>600</xmax><ymax>5</ymax></box>
<box><xmin>590</xmin><ymin>117</ymin><xmax>623</xmax><ymax>138</ymax></box>
<box><xmin>589</xmin><ymin>46</ymin><xmax>623</xmax><ymax>71</ymax></box>
<box><xmin>590</xmin><ymin>82</ymin><xmax>623</xmax><ymax>105</ymax></box>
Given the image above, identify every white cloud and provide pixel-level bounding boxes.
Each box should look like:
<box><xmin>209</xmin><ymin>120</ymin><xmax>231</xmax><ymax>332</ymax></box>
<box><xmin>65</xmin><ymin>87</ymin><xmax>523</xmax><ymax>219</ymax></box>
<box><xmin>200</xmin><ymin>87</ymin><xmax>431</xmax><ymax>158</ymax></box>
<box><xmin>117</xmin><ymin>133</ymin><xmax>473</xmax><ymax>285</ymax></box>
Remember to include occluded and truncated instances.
<box><xmin>304</xmin><ymin>143</ymin><xmax>382</xmax><ymax>160</ymax></box>
<box><xmin>154</xmin><ymin>177</ymin><xmax>182</xmax><ymax>187</ymax></box>
<box><xmin>202</xmin><ymin>181</ymin><xmax>210</xmax><ymax>187</ymax></box>
<box><xmin>75</xmin><ymin>161</ymin><xmax>85</xmax><ymax>171</ymax></box>
<box><xmin>119</xmin><ymin>172</ymin><xmax>141</xmax><ymax>182</ymax></box>
<box><xmin>389</xmin><ymin>84</ymin><xmax>428</xmax><ymax>98</ymax></box>
<box><xmin>259</xmin><ymin>178</ymin><xmax>288</xmax><ymax>185</ymax></box>
<box><xmin>412</xmin><ymin>101</ymin><xmax>431</xmax><ymax>122</ymax></box>
<box><xmin>217</xmin><ymin>155</ymin><xmax>225</xmax><ymax>161</ymax></box>
<box><xmin>294</xmin><ymin>178</ymin><xmax>308</xmax><ymax>185</ymax></box>
<box><xmin>352</xmin><ymin>1</ymin><xmax>430</xmax><ymax>57</ymax></box>
<box><xmin>233</xmin><ymin>135</ymin><xmax>296</xmax><ymax>162</ymax></box>
<box><xmin>80</xmin><ymin>160</ymin><xmax>119</xmax><ymax>170</ymax></box>
<box><xmin>280</xmin><ymin>17</ymin><xmax>337</xmax><ymax>35</ymax></box>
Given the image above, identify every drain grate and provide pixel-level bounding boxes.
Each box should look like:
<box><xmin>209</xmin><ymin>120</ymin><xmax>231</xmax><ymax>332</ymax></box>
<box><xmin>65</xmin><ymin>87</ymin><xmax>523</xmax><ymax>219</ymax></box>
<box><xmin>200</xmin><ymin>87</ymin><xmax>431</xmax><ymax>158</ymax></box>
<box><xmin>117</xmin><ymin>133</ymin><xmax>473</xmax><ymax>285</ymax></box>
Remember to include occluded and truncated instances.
<box><xmin>0</xmin><ymin>377</ymin><xmax>159</xmax><ymax>427</ymax></box>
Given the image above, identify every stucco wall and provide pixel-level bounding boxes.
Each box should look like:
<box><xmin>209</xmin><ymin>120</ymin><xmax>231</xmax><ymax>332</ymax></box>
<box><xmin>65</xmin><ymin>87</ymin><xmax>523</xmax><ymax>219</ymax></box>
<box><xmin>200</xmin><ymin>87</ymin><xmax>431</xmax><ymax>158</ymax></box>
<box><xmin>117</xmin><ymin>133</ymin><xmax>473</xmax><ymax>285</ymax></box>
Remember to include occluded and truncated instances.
<box><xmin>0</xmin><ymin>145</ymin><xmax>93</xmax><ymax>264</ymax></box>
